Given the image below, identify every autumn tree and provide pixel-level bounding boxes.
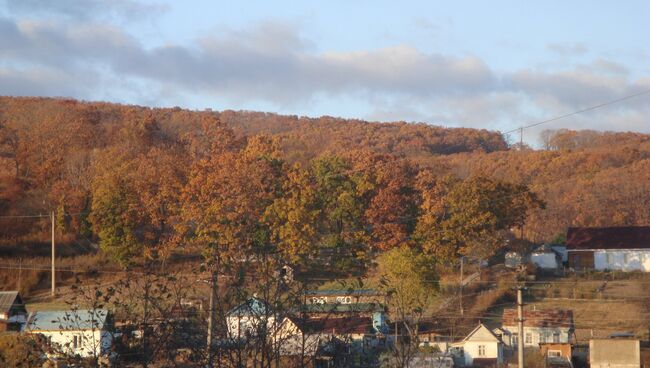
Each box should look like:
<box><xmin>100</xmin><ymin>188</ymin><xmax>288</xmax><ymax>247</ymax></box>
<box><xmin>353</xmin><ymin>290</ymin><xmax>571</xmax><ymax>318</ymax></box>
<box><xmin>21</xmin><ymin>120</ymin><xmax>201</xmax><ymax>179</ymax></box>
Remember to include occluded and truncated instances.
<box><xmin>415</xmin><ymin>175</ymin><xmax>544</xmax><ymax>261</ymax></box>
<box><xmin>376</xmin><ymin>246</ymin><xmax>438</xmax><ymax>368</ymax></box>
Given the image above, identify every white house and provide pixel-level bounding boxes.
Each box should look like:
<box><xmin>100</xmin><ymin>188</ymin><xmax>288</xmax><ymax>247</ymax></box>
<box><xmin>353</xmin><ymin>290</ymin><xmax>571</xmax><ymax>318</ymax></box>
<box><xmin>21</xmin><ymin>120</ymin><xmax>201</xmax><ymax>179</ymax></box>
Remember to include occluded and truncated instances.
<box><xmin>500</xmin><ymin>309</ymin><xmax>573</xmax><ymax>348</ymax></box>
<box><xmin>450</xmin><ymin>323</ymin><xmax>504</xmax><ymax>366</ymax></box>
<box><xmin>567</xmin><ymin>226</ymin><xmax>650</xmax><ymax>272</ymax></box>
<box><xmin>25</xmin><ymin>309</ymin><xmax>112</xmax><ymax>358</ymax></box>
<box><xmin>227</xmin><ymin>297</ymin><xmax>278</xmax><ymax>339</ymax></box>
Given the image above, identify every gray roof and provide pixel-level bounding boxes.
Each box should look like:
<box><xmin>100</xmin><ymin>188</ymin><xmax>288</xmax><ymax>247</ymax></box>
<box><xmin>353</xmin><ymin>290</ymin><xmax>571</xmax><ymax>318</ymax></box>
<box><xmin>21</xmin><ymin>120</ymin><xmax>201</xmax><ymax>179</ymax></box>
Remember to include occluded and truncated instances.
<box><xmin>227</xmin><ymin>298</ymin><xmax>271</xmax><ymax>317</ymax></box>
<box><xmin>305</xmin><ymin>289</ymin><xmax>383</xmax><ymax>296</ymax></box>
<box><xmin>25</xmin><ymin>309</ymin><xmax>109</xmax><ymax>331</ymax></box>
<box><xmin>0</xmin><ymin>291</ymin><xmax>21</xmax><ymax>314</ymax></box>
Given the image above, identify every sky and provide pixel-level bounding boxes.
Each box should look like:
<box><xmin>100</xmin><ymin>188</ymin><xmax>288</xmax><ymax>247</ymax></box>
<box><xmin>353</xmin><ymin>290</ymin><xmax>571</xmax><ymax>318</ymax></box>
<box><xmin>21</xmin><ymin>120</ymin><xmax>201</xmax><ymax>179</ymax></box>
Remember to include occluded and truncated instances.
<box><xmin>1</xmin><ymin>0</ymin><xmax>649</xmax><ymax>143</ymax></box>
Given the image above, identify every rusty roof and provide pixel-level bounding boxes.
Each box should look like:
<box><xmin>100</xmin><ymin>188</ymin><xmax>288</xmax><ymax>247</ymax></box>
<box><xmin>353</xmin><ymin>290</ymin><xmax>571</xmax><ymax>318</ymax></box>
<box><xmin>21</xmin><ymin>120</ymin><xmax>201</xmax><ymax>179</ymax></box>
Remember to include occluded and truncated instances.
<box><xmin>288</xmin><ymin>316</ymin><xmax>374</xmax><ymax>335</ymax></box>
<box><xmin>502</xmin><ymin>309</ymin><xmax>573</xmax><ymax>328</ymax></box>
<box><xmin>567</xmin><ymin>226</ymin><xmax>650</xmax><ymax>250</ymax></box>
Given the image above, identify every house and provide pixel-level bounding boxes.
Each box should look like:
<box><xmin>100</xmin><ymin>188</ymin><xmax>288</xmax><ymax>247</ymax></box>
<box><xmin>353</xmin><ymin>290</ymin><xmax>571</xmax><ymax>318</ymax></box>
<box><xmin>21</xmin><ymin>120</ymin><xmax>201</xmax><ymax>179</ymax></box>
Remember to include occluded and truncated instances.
<box><xmin>304</xmin><ymin>289</ymin><xmax>386</xmax><ymax>305</ymax></box>
<box><xmin>226</xmin><ymin>297</ymin><xmax>278</xmax><ymax>339</ymax></box>
<box><xmin>590</xmin><ymin>338</ymin><xmax>640</xmax><ymax>368</ymax></box>
<box><xmin>275</xmin><ymin>319</ymin><xmax>350</xmax><ymax>368</ymax></box>
<box><xmin>531</xmin><ymin>244</ymin><xmax>562</xmax><ymax>270</ymax></box>
<box><xmin>566</xmin><ymin>226</ymin><xmax>650</xmax><ymax>271</ymax></box>
<box><xmin>24</xmin><ymin>309</ymin><xmax>112</xmax><ymax>358</ymax></box>
<box><xmin>501</xmin><ymin>308</ymin><xmax>573</xmax><ymax>348</ymax></box>
<box><xmin>417</xmin><ymin>321</ymin><xmax>452</xmax><ymax>352</ymax></box>
<box><xmin>279</xmin><ymin>315</ymin><xmax>387</xmax><ymax>352</ymax></box>
<box><xmin>0</xmin><ymin>291</ymin><xmax>27</xmax><ymax>331</ymax></box>
<box><xmin>450</xmin><ymin>323</ymin><xmax>504</xmax><ymax>366</ymax></box>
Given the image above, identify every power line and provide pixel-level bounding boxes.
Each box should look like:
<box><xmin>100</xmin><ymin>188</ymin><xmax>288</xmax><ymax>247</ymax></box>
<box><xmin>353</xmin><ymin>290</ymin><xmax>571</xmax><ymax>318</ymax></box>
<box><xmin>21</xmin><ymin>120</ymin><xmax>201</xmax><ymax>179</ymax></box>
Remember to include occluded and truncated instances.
<box><xmin>503</xmin><ymin>88</ymin><xmax>650</xmax><ymax>135</ymax></box>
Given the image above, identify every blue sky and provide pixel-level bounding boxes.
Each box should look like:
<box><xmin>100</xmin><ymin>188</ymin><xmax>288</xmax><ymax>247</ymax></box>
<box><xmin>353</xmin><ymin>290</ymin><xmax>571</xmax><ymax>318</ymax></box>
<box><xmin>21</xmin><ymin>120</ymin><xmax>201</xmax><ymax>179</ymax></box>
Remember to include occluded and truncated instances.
<box><xmin>1</xmin><ymin>0</ymin><xmax>649</xmax><ymax>143</ymax></box>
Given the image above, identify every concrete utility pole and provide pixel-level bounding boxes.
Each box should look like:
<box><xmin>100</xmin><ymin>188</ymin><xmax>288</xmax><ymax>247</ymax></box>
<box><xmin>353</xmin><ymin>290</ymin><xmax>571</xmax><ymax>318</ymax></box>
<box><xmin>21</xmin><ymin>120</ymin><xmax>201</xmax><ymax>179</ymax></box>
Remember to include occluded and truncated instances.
<box><xmin>51</xmin><ymin>210</ymin><xmax>55</xmax><ymax>296</ymax></box>
<box><xmin>517</xmin><ymin>286</ymin><xmax>525</xmax><ymax>368</ymax></box>
<box><xmin>459</xmin><ymin>257</ymin><xmax>464</xmax><ymax>316</ymax></box>
<box><xmin>206</xmin><ymin>268</ymin><xmax>218</xmax><ymax>367</ymax></box>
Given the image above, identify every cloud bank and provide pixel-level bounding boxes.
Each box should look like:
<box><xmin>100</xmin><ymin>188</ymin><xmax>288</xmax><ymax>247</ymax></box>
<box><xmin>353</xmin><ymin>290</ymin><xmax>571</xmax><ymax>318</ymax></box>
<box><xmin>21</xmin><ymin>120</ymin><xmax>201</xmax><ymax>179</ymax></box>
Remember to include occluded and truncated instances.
<box><xmin>0</xmin><ymin>3</ymin><xmax>648</xmax><ymax>139</ymax></box>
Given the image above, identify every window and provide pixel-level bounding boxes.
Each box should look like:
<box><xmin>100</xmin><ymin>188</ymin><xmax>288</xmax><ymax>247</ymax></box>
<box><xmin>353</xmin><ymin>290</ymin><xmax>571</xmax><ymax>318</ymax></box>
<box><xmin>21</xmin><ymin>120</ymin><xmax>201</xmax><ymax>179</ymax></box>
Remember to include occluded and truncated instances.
<box><xmin>606</xmin><ymin>253</ymin><xmax>614</xmax><ymax>265</ymax></box>
<box><xmin>540</xmin><ymin>332</ymin><xmax>547</xmax><ymax>343</ymax></box>
<box><xmin>553</xmin><ymin>331</ymin><xmax>560</xmax><ymax>343</ymax></box>
<box><xmin>525</xmin><ymin>333</ymin><xmax>532</xmax><ymax>344</ymax></box>
<box><xmin>512</xmin><ymin>333</ymin><xmax>518</xmax><ymax>346</ymax></box>
<box><xmin>73</xmin><ymin>335</ymin><xmax>78</xmax><ymax>349</ymax></box>
<box><xmin>548</xmin><ymin>350</ymin><xmax>562</xmax><ymax>357</ymax></box>
<box><xmin>478</xmin><ymin>345</ymin><xmax>486</xmax><ymax>356</ymax></box>
<box><xmin>623</xmin><ymin>253</ymin><xmax>630</xmax><ymax>264</ymax></box>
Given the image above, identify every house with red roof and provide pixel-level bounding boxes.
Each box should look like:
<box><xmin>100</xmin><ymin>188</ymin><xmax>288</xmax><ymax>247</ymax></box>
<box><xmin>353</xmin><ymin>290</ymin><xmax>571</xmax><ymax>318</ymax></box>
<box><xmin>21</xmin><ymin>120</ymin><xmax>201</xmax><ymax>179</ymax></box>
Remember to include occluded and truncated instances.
<box><xmin>566</xmin><ymin>226</ymin><xmax>650</xmax><ymax>271</ymax></box>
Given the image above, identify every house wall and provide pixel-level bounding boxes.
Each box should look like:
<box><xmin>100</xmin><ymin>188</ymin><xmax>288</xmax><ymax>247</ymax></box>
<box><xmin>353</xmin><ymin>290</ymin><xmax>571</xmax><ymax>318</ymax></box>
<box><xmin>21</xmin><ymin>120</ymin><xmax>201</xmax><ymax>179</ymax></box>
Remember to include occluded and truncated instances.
<box><xmin>462</xmin><ymin>341</ymin><xmax>501</xmax><ymax>365</ymax></box>
<box><xmin>590</xmin><ymin>339</ymin><xmax>640</xmax><ymax>368</ymax></box>
<box><xmin>35</xmin><ymin>329</ymin><xmax>111</xmax><ymax>357</ymax></box>
<box><xmin>227</xmin><ymin>315</ymin><xmax>277</xmax><ymax>339</ymax></box>
<box><xmin>531</xmin><ymin>253</ymin><xmax>558</xmax><ymax>269</ymax></box>
<box><xmin>501</xmin><ymin>326</ymin><xmax>571</xmax><ymax>347</ymax></box>
<box><xmin>593</xmin><ymin>250</ymin><xmax>650</xmax><ymax>272</ymax></box>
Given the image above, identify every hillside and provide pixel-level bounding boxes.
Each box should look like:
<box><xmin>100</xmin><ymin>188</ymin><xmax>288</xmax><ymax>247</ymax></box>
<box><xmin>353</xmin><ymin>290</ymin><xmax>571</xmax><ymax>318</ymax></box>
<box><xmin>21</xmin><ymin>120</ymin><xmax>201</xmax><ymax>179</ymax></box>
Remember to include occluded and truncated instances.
<box><xmin>0</xmin><ymin>96</ymin><xmax>648</xmax><ymax>254</ymax></box>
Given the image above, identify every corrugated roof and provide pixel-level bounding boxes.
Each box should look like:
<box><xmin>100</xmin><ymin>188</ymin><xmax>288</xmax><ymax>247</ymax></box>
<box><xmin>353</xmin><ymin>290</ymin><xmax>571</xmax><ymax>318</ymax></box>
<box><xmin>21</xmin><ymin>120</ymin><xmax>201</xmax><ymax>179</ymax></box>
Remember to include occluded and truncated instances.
<box><xmin>288</xmin><ymin>316</ymin><xmax>374</xmax><ymax>335</ymax></box>
<box><xmin>567</xmin><ymin>226</ymin><xmax>650</xmax><ymax>250</ymax></box>
<box><xmin>25</xmin><ymin>310</ymin><xmax>108</xmax><ymax>331</ymax></box>
<box><xmin>502</xmin><ymin>309</ymin><xmax>573</xmax><ymax>328</ymax></box>
<box><xmin>305</xmin><ymin>289</ymin><xmax>383</xmax><ymax>296</ymax></box>
<box><xmin>0</xmin><ymin>291</ymin><xmax>19</xmax><ymax>314</ymax></box>
<box><xmin>297</xmin><ymin>302</ymin><xmax>385</xmax><ymax>314</ymax></box>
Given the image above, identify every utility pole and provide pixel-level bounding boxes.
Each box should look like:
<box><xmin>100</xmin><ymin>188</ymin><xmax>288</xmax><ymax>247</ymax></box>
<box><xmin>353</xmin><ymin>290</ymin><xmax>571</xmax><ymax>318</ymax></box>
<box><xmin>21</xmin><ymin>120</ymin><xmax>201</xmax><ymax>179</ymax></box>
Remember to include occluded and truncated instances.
<box><xmin>517</xmin><ymin>286</ymin><xmax>525</xmax><ymax>368</ymax></box>
<box><xmin>459</xmin><ymin>257</ymin><xmax>464</xmax><ymax>316</ymax></box>
<box><xmin>17</xmin><ymin>258</ymin><xmax>22</xmax><ymax>291</ymax></box>
<box><xmin>520</xmin><ymin>126</ymin><xmax>524</xmax><ymax>150</ymax></box>
<box><xmin>51</xmin><ymin>210</ymin><xmax>55</xmax><ymax>296</ymax></box>
<box><xmin>206</xmin><ymin>267</ymin><xmax>218</xmax><ymax>367</ymax></box>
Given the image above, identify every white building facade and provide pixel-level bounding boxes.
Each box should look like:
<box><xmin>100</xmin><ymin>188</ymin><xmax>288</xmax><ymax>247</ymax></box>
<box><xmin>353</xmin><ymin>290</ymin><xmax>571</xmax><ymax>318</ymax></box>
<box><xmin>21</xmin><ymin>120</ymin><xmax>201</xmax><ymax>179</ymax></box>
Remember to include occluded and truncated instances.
<box><xmin>25</xmin><ymin>309</ymin><xmax>112</xmax><ymax>358</ymax></box>
<box><xmin>451</xmin><ymin>324</ymin><xmax>503</xmax><ymax>366</ymax></box>
<box><xmin>500</xmin><ymin>309</ymin><xmax>573</xmax><ymax>348</ymax></box>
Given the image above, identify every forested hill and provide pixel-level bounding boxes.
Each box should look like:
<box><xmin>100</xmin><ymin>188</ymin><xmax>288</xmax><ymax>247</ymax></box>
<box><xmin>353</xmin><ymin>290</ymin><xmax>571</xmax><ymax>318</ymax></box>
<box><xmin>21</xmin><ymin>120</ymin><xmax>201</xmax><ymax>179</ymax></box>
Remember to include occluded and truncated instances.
<box><xmin>0</xmin><ymin>96</ymin><xmax>648</xmax><ymax>253</ymax></box>
<box><xmin>0</xmin><ymin>97</ymin><xmax>508</xmax><ymax>165</ymax></box>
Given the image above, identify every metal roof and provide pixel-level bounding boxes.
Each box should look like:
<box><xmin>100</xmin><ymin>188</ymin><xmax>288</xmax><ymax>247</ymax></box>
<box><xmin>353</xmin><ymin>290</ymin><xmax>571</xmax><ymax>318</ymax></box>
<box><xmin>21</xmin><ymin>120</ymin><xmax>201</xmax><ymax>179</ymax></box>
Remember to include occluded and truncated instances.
<box><xmin>0</xmin><ymin>291</ymin><xmax>20</xmax><ymax>314</ymax></box>
<box><xmin>25</xmin><ymin>309</ymin><xmax>109</xmax><ymax>331</ymax></box>
<box><xmin>305</xmin><ymin>289</ymin><xmax>383</xmax><ymax>296</ymax></box>
<box><xmin>567</xmin><ymin>226</ymin><xmax>650</xmax><ymax>250</ymax></box>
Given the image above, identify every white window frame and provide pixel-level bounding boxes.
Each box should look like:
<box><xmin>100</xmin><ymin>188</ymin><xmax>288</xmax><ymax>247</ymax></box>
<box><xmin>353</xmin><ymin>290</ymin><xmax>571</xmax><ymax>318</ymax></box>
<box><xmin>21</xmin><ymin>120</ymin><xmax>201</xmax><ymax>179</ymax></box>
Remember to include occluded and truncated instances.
<box><xmin>606</xmin><ymin>252</ymin><xmax>614</xmax><ymax>265</ymax></box>
<box><xmin>553</xmin><ymin>331</ymin><xmax>560</xmax><ymax>343</ymax></box>
<box><xmin>478</xmin><ymin>345</ymin><xmax>486</xmax><ymax>356</ymax></box>
<box><xmin>548</xmin><ymin>350</ymin><xmax>561</xmax><ymax>357</ymax></box>
<box><xmin>525</xmin><ymin>332</ymin><xmax>532</xmax><ymax>344</ymax></box>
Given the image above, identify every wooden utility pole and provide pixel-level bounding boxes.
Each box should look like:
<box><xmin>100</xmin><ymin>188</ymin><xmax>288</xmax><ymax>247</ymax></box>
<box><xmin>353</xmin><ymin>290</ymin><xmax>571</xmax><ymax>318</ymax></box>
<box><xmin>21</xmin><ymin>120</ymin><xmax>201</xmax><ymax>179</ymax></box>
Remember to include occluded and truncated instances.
<box><xmin>520</xmin><ymin>126</ymin><xmax>524</xmax><ymax>150</ymax></box>
<box><xmin>517</xmin><ymin>286</ymin><xmax>525</xmax><ymax>368</ymax></box>
<box><xmin>51</xmin><ymin>210</ymin><xmax>55</xmax><ymax>296</ymax></box>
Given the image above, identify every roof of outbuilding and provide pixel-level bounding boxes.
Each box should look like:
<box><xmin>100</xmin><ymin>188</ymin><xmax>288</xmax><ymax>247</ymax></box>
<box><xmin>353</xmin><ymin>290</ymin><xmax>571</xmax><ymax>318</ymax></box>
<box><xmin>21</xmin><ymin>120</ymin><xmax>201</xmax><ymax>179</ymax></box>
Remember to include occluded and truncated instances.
<box><xmin>25</xmin><ymin>309</ymin><xmax>109</xmax><ymax>331</ymax></box>
<box><xmin>502</xmin><ymin>309</ymin><xmax>573</xmax><ymax>328</ymax></box>
<box><xmin>566</xmin><ymin>226</ymin><xmax>650</xmax><ymax>250</ymax></box>
<box><xmin>305</xmin><ymin>289</ymin><xmax>384</xmax><ymax>296</ymax></box>
<box><xmin>0</xmin><ymin>291</ymin><xmax>22</xmax><ymax>314</ymax></box>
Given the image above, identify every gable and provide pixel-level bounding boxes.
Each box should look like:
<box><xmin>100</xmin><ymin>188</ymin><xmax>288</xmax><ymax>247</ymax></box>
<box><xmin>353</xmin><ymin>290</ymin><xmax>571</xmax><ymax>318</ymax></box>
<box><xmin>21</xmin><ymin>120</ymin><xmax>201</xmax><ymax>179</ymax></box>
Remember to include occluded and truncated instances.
<box><xmin>465</xmin><ymin>324</ymin><xmax>500</xmax><ymax>343</ymax></box>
